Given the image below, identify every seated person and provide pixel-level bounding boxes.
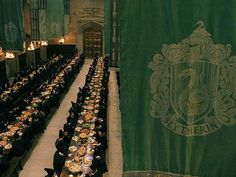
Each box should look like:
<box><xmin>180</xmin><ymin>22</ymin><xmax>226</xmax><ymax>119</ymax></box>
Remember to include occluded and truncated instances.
<box><xmin>91</xmin><ymin>156</ymin><xmax>108</xmax><ymax>177</ymax></box>
<box><xmin>53</xmin><ymin>150</ymin><xmax>67</xmax><ymax>176</ymax></box>
<box><xmin>94</xmin><ymin>131</ymin><xmax>108</xmax><ymax>158</ymax></box>
<box><xmin>0</xmin><ymin>147</ymin><xmax>9</xmax><ymax>174</ymax></box>
<box><xmin>10</xmin><ymin>133</ymin><xmax>25</xmax><ymax>156</ymax></box>
<box><xmin>31</xmin><ymin>113</ymin><xmax>41</xmax><ymax>136</ymax></box>
<box><xmin>6</xmin><ymin>110</ymin><xmax>16</xmax><ymax>124</ymax></box>
<box><xmin>55</xmin><ymin>136</ymin><xmax>67</xmax><ymax>154</ymax></box>
<box><xmin>0</xmin><ymin>121</ymin><xmax>6</xmax><ymax>132</ymax></box>
<box><xmin>63</xmin><ymin>117</ymin><xmax>75</xmax><ymax>137</ymax></box>
<box><xmin>22</xmin><ymin>123</ymin><xmax>32</xmax><ymax>150</ymax></box>
<box><xmin>37</xmin><ymin>110</ymin><xmax>46</xmax><ymax>133</ymax></box>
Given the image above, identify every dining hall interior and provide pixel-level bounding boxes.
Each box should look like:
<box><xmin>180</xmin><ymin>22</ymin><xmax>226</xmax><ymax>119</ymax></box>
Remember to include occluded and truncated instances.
<box><xmin>0</xmin><ymin>0</ymin><xmax>236</xmax><ymax>177</ymax></box>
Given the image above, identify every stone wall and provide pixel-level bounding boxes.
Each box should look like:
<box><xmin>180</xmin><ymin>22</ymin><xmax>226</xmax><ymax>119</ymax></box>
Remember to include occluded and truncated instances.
<box><xmin>66</xmin><ymin>0</ymin><xmax>104</xmax><ymax>54</ymax></box>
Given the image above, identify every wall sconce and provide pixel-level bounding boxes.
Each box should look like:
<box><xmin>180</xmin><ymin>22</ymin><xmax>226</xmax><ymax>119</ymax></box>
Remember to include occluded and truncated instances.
<box><xmin>5</xmin><ymin>51</ymin><xmax>15</xmax><ymax>58</ymax></box>
<box><xmin>0</xmin><ymin>47</ymin><xmax>4</xmax><ymax>58</ymax></box>
<box><xmin>27</xmin><ymin>42</ymin><xmax>35</xmax><ymax>51</ymax></box>
<box><xmin>23</xmin><ymin>42</ymin><xmax>26</xmax><ymax>50</ymax></box>
<box><xmin>41</xmin><ymin>41</ymin><xmax>48</xmax><ymax>46</ymax></box>
<box><xmin>59</xmin><ymin>37</ymin><xmax>65</xmax><ymax>44</ymax></box>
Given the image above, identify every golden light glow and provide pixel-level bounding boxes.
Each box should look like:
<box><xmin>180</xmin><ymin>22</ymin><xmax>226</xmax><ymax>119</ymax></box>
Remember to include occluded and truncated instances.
<box><xmin>41</xmin><ymin>41</ymin><xmax>48</xmax><ymax>46</ymax></box>
<box><xmin>27</xmin><ymin>42</ymin><xmax>35</xmax><ymax>51</ymax></box>
<box><xmin>59</xmin><ymin>37</ymin><xmax>65</xmax><ymax>44</ymax></box>
<box><xmin>5</xmin><ymin>52</ymin><xmax>15</xmax><ymax>58</ymax></box>
<box><xmin>0</xmin><ymin>47</ymin><xmax>4</xmax><ymax>58</ymax></box>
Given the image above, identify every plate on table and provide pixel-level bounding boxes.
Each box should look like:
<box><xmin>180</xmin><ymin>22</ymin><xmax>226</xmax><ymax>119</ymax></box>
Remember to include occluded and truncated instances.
<box><xmin>72</xmin><ymin>136</ymin><xmax>79</xmax><ymax>142</ymax></box>
<box><xmin>18</xmin><ymin>131</ymin><xmax>23</xmax><ymax>136</ymax></box>
<box><xmin>90</xmin><ymin>123</ymin><xmax>95</xmax><ymax>130</ymax></box>
<box><xmin>74</xmin><ymin>156</ymin><xmax>82</xmax><ymax>163</ymax></box>
<box><xmin>0</xmin><ymin>141</ymin><xmax>7</xmax><ymax>147</ymax></box>
<box><xmin>84</xmin><ymin>158</ymin><xmax>92</xmax><ymax>166</ymax></box>
<box><xmin>88</xmin><ymin>137</ymin><xmax>96</xmax><ymax>144</ymax></box>
<box><xmin>35</xmin><ymin>99</ymin><xmax>42</xmax><ymax>103</ymax></box>
<box><xmin>81</xmin><ymin>111</ymin><xmax>86</xmax><ymax>116</ymax></box>
<box><xmin>65</xmin><ymin>160</ymin><xmax>73</xmax><ymax>168</ymax></box>
<box><xmin>87</xmin><ymin>106</ymin><xmax>94</xmax><ymax>110</ymax></box>
<box><xmin>6</xmin><ymin>131</ymin><xmax>14</xmax><ymax>137</ymax></box>
<box><xmin>32</xmin><ymin>103</ymin><xmax>38</xmax><ymax>108</ymax></box>
<box><xmin>11</xmin><ymin>126</ymin><xmax>19</xmax><ymax>131</ymax></box>
<box><xmin>78</xmin><ymin>119</ymin><xmax>84</xmax><ymax>124</ymax></box>
<box><xmin>83</xmin><ymin>124</ymin><xmax>90</xmax><ymax>129</ymax></box>
<box><xmin>75</xmin><ymin>127</ymin><xmax>82</xmax><ymax>132</ymax></box>
<box><xmin>78</xmin><ymin>147</ymin><xmax>86</xmax><ymax>156</ymax></box>
<box><xmin>89</xmin><ymin>132</ymin><xmax>95</xmax><ymax>137</ymax></box>
<box><xmin>4</xmin><ymin>144</ymin><xmax>12</xmax><ymax>149</ymax></box>
<box><xmin>79</xmin><ymin>133</ymin><xmax>87</xmax><ymax>139</ymax></box>
<box><xmin>7</xmin><ymin>125</ymin><xmax>13</xmax><ymax>129</ymax></box>
<box><xmin>69</xmin><ymin>146</ymin><xmax>78</xmax><ymax>152</ymax></box>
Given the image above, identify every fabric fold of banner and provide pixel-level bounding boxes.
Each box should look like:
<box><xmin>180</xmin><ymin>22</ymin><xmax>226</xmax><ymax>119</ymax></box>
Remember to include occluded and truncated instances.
<box><xmin>0</xmin><ymin>0</ymin><xmax>24</xmax><ymax>51</ymax></box>
<box><xmin>104</xmin><ymin>0</ymin><xmax>111</xmax><ymax>55</ymax></box>
<box><xmin>46</xmin><ymin>0</ymin><xmax>64</xmax><ymax>39</ymax></box>
<box><xmin>64</xmin><ymin>14</ymin><xmax>70</xmax><ymax>36</ymax></box>
<box><xmin>39</xmin><ymin>9</ymin><xmax>47</xmax><ymax>40</ymax></box>
<box><xmin>120</xmin><ymin>0</ymin><xmax>236</xmax><ymax>177</ymax></box>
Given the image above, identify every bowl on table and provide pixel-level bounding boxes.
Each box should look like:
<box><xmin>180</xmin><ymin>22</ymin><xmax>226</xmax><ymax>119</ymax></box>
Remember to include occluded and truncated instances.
<box><xmin>69</xmin><ymin>146</ymin><xmax>78</xmax><ymax>152</ymax></box>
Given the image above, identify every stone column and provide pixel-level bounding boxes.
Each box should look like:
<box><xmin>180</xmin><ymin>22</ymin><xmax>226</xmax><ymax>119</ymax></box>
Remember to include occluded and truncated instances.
<box><xmin>40</xmin><ymin>46</ymin><xmax>47</xmax><ymax>60</ymax></box>
<box><xmin>26</xmin><ymin>50</ymin><xmax>35</xmax><ymax>66</ymax></box>
<box><xmin>5</xmin><ymin>56</ymin><xmax>18</xmax><ymax>78</ymax></box>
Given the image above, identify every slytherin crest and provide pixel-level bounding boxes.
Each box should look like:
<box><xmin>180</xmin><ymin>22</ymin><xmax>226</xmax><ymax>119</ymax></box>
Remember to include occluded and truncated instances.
<box><xmin>149</xmin><ymin>21</ymin><xmax>236</xmax><ymax>136</ymax></box>
<box><xmin>4</xmin><ymin>22</ymin><xmax>18</xmax><ymax>43</ymax></box>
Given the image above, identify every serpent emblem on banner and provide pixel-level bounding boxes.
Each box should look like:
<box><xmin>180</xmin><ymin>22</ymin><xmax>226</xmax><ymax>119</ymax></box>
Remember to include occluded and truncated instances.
<box><xmin>149</xmin><ymin>21</ymin><xmax>236</xmax><ymax>136</ymax></box>
<box><xmin>39</xmin><ymin>10</ymin><xmax>47</xmax><ymax>39</ymax></box>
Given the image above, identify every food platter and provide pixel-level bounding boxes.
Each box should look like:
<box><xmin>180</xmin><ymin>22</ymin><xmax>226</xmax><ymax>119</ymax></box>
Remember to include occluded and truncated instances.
<box><xmin>68</xmin><ymin>163</ymin><xmax>81</xmax><ymax>174</ymax></box>
<box><xmin>69</xmin><ymin>146</ymin><xmax>78</xmax><ymax>152</ymax></box>
<box><xmin>72</xmin><ymin>136</ymin><xmax>79</xmax><ymax>142</ymax></box>
<box><xmin>90</xmin><ymin>123</ymin><xmax>95</xmax><ymax>130</ymax></box>
<box><xmin>78</xmin><ymin>146</ymin><xmax>86</xmax><ymax>156</ymax></box>
<box><xmin>75</xmin><ymin>127</ymin><xmax>82</xmax><ymax>132</ymax></box>
<box><xmin>4</xmin><ymin>143</ymin><xmax>12</xmax><ymax>149</ymax></box>
<box><xmin>11</xmin><ymin>126</ymin><xmax>20</xmax><ymax>131</ymax></box>
<box><xmin>94</xmin><ymin>109</ymin><xmax>99</xmax><ymax>114</ymax></box>
<box><xmin>78</xmin><ymin>119</ymin><xmax>84</xmax><ymax>124</ymax></box>
<box><xmin>6</xmin><ymin>131</ymin><xmax>14</xmax><ymax>137</ymax></box>
<box><xmin>79</xmin><ymin>133</ymin><xmax>87</xmax><ymax>139</ymax></box>
<box><xmin>65</xmin><ymin>160</ymin><xmax>73</xmax><ymax>168</ymax></box>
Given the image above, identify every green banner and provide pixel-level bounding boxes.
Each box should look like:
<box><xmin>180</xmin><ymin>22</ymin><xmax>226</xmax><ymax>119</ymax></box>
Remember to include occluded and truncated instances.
<box><xmin>64</xmin><ymin>15</ymin><xmax>70</xmax><ymax>36</ymax></box>
<box><xmin>120</xmin><ymin>0</ymin><xmax>236</xmax><ymax>177</ymax></box>
<box><xmin>46</xmin><ymin>0</ymin><xmax>64</xmax><ymax>39</ymax></box>
<box><xmin>39</xmin><ymin>9</ymin><xmax>47</xmax><ymax>40</ymax></box>
<box><xmin>30</xmin><ymin>0</ymin><xmax>38</xmax><ymax>9</ymax></box>
<box><xmin>0</xmin><ymin>0</ymin><xmax>24</xmax><ymax>51</ymax></box>
<box><xmin>104</xmin><ymin>0</ymin><xmax>111</xmax><ymax>55</ymax></box>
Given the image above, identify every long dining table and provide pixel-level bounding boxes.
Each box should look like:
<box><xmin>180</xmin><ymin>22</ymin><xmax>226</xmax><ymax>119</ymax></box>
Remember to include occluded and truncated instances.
<box><xmin>0</xmin><ymin>56</ymin><xmax>81</xmax><ymax>155</ymax></box>
<box><xmin>60</xmin><ymin>57</ymin><xmax>109</xmax><ymax>177</ymax></box>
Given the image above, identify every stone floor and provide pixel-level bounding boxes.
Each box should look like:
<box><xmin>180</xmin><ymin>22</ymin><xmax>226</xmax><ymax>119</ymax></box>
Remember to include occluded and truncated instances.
<box><xmin>19</xmin><ymin>59</ymin><xmax>92</xmax><ymax>177</ymax></box>
<box><xmin>104</xmin><ymin>70</ymin><xmax>123</xmax><ymax>177</ymax></box>
<box><xmin>19</xmin><ymin>62</ymin><xmax>123</xmax><ymax>177</ymax></box>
